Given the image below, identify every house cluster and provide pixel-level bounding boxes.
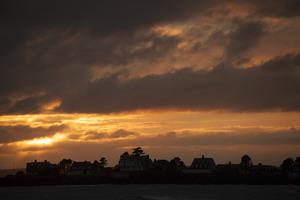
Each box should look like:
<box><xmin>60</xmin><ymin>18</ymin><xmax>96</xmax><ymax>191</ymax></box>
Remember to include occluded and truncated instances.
<box><xmin>25</xmin><ymin>147</ymin><xmax>300</xmax><ymax>179</ymax></box>
<box><xmin>26</xmin><ymin>160</ymin><xmax>57</xmax><ymax>176</ymax></box>
<box><xmin>26</xmin><ymin>160</ymin><xmax>94</xmax><ymax>176</ymax></box>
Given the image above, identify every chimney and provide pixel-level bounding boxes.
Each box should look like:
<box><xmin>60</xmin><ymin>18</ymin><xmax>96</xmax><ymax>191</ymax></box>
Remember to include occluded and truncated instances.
<box><xmin>45</xmin><ymin>160</ymin><xmax>47</xmax><ymax>163</ymax></box>
<box><xmin>202</xmin><ymin>155</ymin><xmax>204</xmax><ymax>159</ymax></box>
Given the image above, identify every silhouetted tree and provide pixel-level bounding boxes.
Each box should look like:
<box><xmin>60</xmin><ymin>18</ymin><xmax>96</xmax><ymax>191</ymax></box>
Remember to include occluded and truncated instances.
<box><xmin>281</xmin><ymin>158</ymin><xmax>294</xmax><ymax>174</ymax></box>
<box><xmin>92</xmin><ymin>160</ymin><xmax>100</xmax><ymax>170</ymax></box>
<box><xmin>58</xmin><ymin>159</ymin><xmax>73</xmax><ymax>174</ymax></box>
<box><xmin>121</xmin><ymin>152</ymin><xmax>130</xmax><ymax>157</ymax></box>
<box><xmin>131</xmin><ymin>147</ymin><xmax>145</xmax><ymax>157</ymax></box>
<box><xmin>99</xmin><ymin>157</ymin><xmax>107</xmax><ymax>168</ymax></box>
<box><xmin>240</xmin><ymin>155</ymin><xmax>252</xmax><ymax>175</ymax></box>
<box><xmin>168</xmin><ymin>157</ymin><xmax>186</xmax><ymax>171</ymax></box>
<box><xmin>241</xmin><ymin>155</ymin><xmax>252</xmax><ymax>165</ymax></box>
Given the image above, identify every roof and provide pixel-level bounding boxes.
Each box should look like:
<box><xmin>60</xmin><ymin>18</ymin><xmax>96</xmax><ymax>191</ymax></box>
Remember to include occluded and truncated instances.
<box><xmin>26</xmin><ymin>160</ymin><xmax>57</xmax><ymax>168</ymax></box>
<box><xmin>193</xmin><ymin>158</ymin><xmax>214</xmax><ymax>163</ymax></box>
<box><xmin>190</xmin><ymin>155</ymin><xmax>216</xmax><ymax>169</ymax></box>
<box><xmin>72</xmin><ymin>161</ymin><xmax>91</xmax><ymax>167</ymax></box>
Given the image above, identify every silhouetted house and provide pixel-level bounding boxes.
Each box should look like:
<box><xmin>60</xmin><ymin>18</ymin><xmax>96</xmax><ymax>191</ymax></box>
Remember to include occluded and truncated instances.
<box><xmin>152</xmin><ymin>159</ymin><xmax>169</xmax><ymax>171</ymax></box>
<box><xmin>26</xmin><ymin>160</ymin><xmax>58</xmax><ymax>176</ymax></box>
<box><xmin>185</xmin><ymin>155</ymin><xmax>216</xmax><ymax>174</ymax></box>
<box><xmin>67</xmin><ymin>161</ymin><xmax>92</xmax><ymax>175</ymax></box>
<box><xmin>119</xmin><ymin>154</ymin><xmax>152</xmax><ymax>172</ymax></box>
<box><xmin>216</xmin><ymin>162</ymin><xmax>240</xmax><ymax>175</ymax></box>
<box><xmin>252</xmin><ymin>164</ymin><xmax>279</xmax><ymax>176</ymax></box>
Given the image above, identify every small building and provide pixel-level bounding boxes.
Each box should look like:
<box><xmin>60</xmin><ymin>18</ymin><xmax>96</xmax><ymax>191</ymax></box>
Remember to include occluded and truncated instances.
<box><xmin>185</xmin><ymin>155</ymin><xmax>216</xmax><ymax>174</ymax></box>
<box><xmin>26</xmin><ymin>160</ymin><xmax>58</xmax><ymax>176</ymax></box>
<box><xmin>119</xmin><ymin>154</ymin><xmax>152</xmax><ymax>172</ymax></box>
<box><xmin>67</xmin><ymin>161</ymin><xmax>92</xmax><ymax>175</ymax></box>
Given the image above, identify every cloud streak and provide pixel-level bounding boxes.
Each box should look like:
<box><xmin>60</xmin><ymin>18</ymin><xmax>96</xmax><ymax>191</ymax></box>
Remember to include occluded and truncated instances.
<box><xmin>73</xmin><ymin>128</ymin><xmax>300</xmax><ymax>147</ymax></box>
<box><xmin>0</xmin><ymin>125</ymin><xmax>65</xmax><ymax>144</ymax></box>
<box><xmin>83</xmin><ymin>129</ymin><xmax>139</xmax><ymax>140</ymax></box>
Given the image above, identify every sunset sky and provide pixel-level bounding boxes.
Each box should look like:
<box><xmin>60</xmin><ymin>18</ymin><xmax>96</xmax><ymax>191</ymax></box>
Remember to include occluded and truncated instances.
<box><xmin>1</xmin><ymin>0</ymin><xmax>300</xmax><ymax>169</ymax></box>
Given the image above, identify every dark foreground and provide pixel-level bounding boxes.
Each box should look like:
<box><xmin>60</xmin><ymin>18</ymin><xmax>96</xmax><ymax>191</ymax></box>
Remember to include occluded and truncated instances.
<box><xmin>1</xmin><ymin>184</ymin><xmax>300</xmax><ymax>200</ymax></box>
<box><xmin>1</xmin><ymin>172</ymin><xmax>299</xmax><ymax>187</ymax></box>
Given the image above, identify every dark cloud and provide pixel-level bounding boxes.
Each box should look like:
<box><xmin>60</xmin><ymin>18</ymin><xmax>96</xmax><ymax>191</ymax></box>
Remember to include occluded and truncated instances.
<box><xmin>2</xmin><ymin>52</ymin><xmax>300</xmax><ymax>114</ymax></box>
<box><xmin>131</xmin><ymin>129</ymin><xmax>300</xmax><ymax>146</ymax></box>
<box><xmin>0</xmin><ymin>0</ymin><xmax>212</xmax><ymax>58</ymax></box>
<box><xmin>5</xmin><ymin>95</ymin><xmax>56</xmax><ymax>114</ymax></box>
<box><xmin>0</xmin><ymin>1</ymin><xmax>193</xmax><ymax>113</ymax></box>
<box><xmin>0</xmin><ymin>0</ymin><xmax>299</xmax><ymax>115</ymax></box>
<box><xmin>251</xmin><ymin>0</ymin><xmax>300</xmax><ymax>18</ymax></box>
<box><xmin>109</xmin><ymin>129</ymin><xmax>138</xmax><ymax>138</ymax></box>
<box><xmin>57</xmin><ymin>53</ymin><xmax>300</xmax><ymax>113</ymax></box>
<box><xmin>260</xmin><ymin>53</ymin><xmax>300</xmax><ymax>71</ymax></box>
<box><xmin>204</xmin><ymin>20</ymin><xmax>267</xmax><ymax>59</ymax></box>
<box><xmin>84</xmin><ymin>129</ymin><xmax>138</xmax><ymax>140</ymax></box>
<box><xmin>211</xmin><ymin>1</ymin><xmax>300</xmax><ymax>18</ymax></box>
<box><xmin>225</xmin><ymin>20</ymin><xmax>266</xmax><ymax>58</ymax></box>
<box><xmin>0</xmin><ymin>125</ymin><xmax>65</xmax><ymax>144</ymax></box>
<box><xmin>84</xmin><ymin>131</ymin><xmax>107</xmax><ymax>140</ymax></box>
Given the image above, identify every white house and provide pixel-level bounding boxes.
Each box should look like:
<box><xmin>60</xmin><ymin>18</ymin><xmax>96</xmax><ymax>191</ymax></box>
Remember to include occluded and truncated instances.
<box><xmin>119</xmin><ymin>154</ymin><xmax>152</xmax><ymax>172</ymax></box>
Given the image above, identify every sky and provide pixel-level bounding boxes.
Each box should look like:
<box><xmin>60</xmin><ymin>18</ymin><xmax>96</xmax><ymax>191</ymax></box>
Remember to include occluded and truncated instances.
<box><xmin>1</xmin><ymin>0</ymin><xmax>300</xmax><ymax>169</ymax></box>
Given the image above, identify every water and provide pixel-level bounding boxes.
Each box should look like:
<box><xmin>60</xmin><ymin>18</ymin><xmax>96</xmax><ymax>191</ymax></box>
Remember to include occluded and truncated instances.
<box><xmin>1</xmin><ymin>184</ymin><xmax>300</xmax><ymax>200</ymax></box>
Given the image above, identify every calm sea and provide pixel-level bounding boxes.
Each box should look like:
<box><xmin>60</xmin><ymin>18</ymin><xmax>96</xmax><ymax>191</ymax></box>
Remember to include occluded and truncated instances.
<box><xmin>1</xmin><ymin>184</ymin><xmax>300</xmax><ymax>200</ymax></box>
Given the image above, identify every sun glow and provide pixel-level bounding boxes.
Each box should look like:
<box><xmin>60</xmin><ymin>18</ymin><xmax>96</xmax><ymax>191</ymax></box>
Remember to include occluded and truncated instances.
<box><xmin>25</xmin><ymin>138</ymin><xmax>52</xmax><ymax>145</ymax></box>
<box><xmin>22</xmin><ymin>134</ymin><xmax>66</xmax><ymax>146</ymax></box>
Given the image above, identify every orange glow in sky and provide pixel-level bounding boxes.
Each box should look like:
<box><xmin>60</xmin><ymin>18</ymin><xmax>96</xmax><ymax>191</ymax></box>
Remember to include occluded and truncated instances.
<box><xmin>1</xmin><ymin>111</ymin><xmax>300</xmax><ymax>169</ymax></box>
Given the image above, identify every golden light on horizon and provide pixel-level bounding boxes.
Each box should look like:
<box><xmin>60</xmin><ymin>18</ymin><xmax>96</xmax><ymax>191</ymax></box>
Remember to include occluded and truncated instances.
<box><xmin>1</xmin><ymin>111</ymin><xmax>300</xmax><ymax>131</ymax></box>
<box><xmin>1</xmin><ymin>111</ymin><xmax>300</xmax><ymax>169</ymax></box>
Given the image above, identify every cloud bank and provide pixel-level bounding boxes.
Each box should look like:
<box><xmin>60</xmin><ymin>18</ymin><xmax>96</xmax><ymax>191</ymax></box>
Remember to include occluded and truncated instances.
<box><xmin>0</xmin><ymin>0</ymin><xmax>299</xmax><ymax>115</ymax></box>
